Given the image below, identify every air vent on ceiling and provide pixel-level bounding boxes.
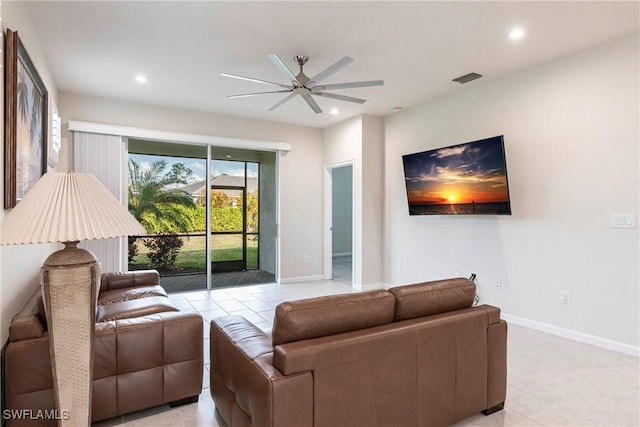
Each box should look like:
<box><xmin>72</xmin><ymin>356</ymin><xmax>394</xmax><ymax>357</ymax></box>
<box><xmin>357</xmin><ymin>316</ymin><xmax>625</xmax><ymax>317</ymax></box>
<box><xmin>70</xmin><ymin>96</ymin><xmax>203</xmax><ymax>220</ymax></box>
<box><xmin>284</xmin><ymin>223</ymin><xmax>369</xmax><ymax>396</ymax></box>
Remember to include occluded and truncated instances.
<box><xmin>452</xmin><ymin>72</ymin><xmax>483</xmax><ymax>84</ymax></box>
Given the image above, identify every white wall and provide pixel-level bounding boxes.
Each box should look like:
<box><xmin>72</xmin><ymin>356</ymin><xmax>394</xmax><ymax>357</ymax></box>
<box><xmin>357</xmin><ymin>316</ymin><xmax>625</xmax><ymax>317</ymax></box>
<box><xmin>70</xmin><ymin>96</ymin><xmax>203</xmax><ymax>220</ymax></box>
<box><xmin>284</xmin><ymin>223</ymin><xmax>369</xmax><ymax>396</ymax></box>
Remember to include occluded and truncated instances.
<box><xmin>383</xmin><ymin>34</ymin><xmax>639</xmax><ymax>349</ymax></box>
<box><xmin>323</xmin><ymin>115</ymin><xmax>384</xmax><ymax>288</ymax></box>
<box><xmin>59</xmin><ymin>93</ymin><xmax>324</xmax><ymax>282</ymax></box>
<box><xmin>361</xmin><ymin>115</ymin><xmax>384</xmax><ymax>285</ymax></box>
<box><xmin>1</xmin><ymin>2</ymin><xmax>60</xmax><ymax>345</ymax></box>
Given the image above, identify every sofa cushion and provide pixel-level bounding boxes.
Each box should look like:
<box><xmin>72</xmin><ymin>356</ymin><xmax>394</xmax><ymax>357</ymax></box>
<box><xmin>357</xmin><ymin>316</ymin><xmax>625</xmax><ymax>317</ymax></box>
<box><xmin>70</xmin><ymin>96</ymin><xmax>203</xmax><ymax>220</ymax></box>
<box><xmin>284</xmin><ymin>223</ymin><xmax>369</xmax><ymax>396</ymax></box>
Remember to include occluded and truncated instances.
<box><xmin>272</xmin><ymin>290</ymin><xmax>395</xmax><ymax>346</ymax></box>
<box><xmin>96</xmin><ymin>296</ymin><xmax>179</xmax><ymax>322</ymax></box>
<box><xmin>389</xmin><ymin>278</ymin><xmax>476</xmax><ymax>321</ymax></box>
<box><xmin>98</xmin><ymin>285</ymin><xmax>168</xmax><ymax>305</ymax></box>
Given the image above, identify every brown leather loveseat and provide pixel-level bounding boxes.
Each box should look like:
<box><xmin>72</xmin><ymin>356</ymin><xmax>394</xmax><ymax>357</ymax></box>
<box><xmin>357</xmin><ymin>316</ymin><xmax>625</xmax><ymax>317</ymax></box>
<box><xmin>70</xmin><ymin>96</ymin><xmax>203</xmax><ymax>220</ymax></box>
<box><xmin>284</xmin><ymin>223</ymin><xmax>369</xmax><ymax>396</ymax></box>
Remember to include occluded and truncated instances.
<box><xmin>210</xmin><ymin>278</ymin><xmax>507</xmax><ymax>427</ymax></box>
<box><xmin>4</xmin><ymin>270</ymin><xmax>203</xmax><ymax>425</ymax></box>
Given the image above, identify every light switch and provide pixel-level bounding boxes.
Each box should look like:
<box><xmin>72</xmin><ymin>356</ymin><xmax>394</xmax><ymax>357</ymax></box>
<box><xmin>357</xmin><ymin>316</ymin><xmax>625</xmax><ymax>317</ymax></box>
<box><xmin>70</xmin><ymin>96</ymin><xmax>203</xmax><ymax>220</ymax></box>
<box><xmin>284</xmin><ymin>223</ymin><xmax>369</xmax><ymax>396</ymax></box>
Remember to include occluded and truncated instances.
<box><xmin>611</xmin><ymin>214</ymin><xmax>636</xmax><ymax>229</ymax></box>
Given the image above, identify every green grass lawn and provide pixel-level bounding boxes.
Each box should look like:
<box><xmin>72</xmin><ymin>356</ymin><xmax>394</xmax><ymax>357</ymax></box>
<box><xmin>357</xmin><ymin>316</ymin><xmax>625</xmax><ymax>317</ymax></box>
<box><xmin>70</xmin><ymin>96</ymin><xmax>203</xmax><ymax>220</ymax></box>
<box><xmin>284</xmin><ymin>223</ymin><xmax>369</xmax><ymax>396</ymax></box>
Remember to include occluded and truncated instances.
<box><xmin>130</xmin><ymin>234</ymin><xmax>258</xmax><ymax>272</ymax></box>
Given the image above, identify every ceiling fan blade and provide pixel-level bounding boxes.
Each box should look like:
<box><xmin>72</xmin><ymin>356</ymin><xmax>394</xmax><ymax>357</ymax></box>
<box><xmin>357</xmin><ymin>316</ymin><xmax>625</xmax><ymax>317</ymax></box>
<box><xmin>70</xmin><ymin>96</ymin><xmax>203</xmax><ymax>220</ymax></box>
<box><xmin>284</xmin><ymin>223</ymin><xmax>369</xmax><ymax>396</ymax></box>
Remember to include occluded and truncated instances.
<box><xmin>228</xmin><ymin>89</ymin><xmax>293</xmax><ymax>99</ymax></box>
<box><xmin>301</xmin><ymin>93</ymin><xmax>323</xmax><ymax>114</ymax></box>
<box><xmin>306</xmin><ymin>56</ymin><xmax>354</xmax><ymax>88</ymax></box>
<box><xmin>312</xmin><ymin>91</ymin><xmax>367</xmax><ymax>104</ymax></box>
<box><xmin>312</xmin><ymin>80</ymin><xmax>384</xmax><ymax>91</ymax></box>
<box><xmin>267</xmin><ymin>54</ymin><xmax>298</xmax><ymax>85</ymax></box>
<box><xmin>267</xmin><ymin>93</ymin><xmax>297</xmax><ymax>111</ymax></box>
<box><xmin>220</xmin><ymin>72</ymin><xmax>292</xmax><ymax>89</ymax></box>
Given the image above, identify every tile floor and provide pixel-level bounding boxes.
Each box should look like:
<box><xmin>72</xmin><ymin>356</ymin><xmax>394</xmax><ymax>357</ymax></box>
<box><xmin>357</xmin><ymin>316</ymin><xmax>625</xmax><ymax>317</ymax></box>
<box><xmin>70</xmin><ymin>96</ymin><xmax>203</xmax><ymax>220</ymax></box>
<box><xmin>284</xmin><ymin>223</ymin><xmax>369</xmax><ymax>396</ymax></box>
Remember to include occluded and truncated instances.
<box><xmin>94</xmin><ymin>280</ymin><xmax>640</xmax><ymax>427</ymax></box>
<box><xmin>332</xmin><ymin>254</ymin><xmax>353</xmax><ymax>284</ymax></box>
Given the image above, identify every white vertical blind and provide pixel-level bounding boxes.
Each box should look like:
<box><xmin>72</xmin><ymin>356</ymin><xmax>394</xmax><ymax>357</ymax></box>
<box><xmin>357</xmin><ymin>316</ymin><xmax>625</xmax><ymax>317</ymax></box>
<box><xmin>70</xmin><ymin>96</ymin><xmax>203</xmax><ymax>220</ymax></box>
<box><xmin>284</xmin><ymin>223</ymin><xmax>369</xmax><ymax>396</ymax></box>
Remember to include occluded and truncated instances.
<box><xmin>73</xmin><ymin>132</ymin><xmax>127</xmax><ymax>273</ymax></box>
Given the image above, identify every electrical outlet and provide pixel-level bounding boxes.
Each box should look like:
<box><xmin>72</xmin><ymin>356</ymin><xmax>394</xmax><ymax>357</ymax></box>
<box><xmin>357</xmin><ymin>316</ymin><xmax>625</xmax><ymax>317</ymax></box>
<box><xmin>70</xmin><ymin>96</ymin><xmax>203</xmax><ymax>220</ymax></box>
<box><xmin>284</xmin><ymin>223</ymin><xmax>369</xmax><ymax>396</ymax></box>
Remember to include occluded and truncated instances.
<box><xmin>494</xmin><ymin>280</ymin><xmax>502</xmax><ymax>291</ymax></box>
<box><xmin>304</xmin><ymin>256</ymin><xmax>309</xmax><ymax>264</ymax></box>
<box><xmin>561</xmin><ymin>290</ymin><xmax>571</xmax><ymax>305</ymax></box>
<box><xmin>454</xmin><ymin>271</ymin><xmax>461</xmax><ymax>278</ymax></box>
<box><xmin>395</xmin><ymin>262</ymin><xmax>401</xmax><ymax>271</ymax></box>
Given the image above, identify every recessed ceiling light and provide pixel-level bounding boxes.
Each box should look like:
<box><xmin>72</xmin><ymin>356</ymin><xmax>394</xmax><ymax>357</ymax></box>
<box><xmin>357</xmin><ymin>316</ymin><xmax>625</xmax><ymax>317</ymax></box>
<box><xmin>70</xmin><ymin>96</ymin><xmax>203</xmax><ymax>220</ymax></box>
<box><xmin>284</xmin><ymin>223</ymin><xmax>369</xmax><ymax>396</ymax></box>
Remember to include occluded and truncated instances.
<box><xmin>509</xmin><ymin>27</ymin><xmax>525</xmax><ymax>41</ymax></box>
<box><xmin>330</xmin><ymin>108</ymin><xmax>339</xmax><ymax>116</ymax></box>
<box><xmin>226</xmin><ymin>155</ymin><xmax>231</xmax><ymax>158</ymax></box>
<box><xmin>135</xmin><ymin>74</ymin><xmax>147</xmax><ymax>84</ymax></box>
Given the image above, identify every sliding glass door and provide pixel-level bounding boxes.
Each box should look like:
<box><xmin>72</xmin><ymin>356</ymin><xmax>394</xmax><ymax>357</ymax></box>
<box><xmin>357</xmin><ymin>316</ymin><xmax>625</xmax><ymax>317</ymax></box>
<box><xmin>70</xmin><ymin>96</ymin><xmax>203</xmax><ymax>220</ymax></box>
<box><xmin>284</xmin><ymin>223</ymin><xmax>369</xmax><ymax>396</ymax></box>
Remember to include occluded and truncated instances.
<box><xmin>127</xmin><ymin>140</ymin><xmax>208</xmax><ymax>292</ymax></box>
<box><xmin>126</xmin><ymin>139</ymin><xmax>276</xmax><ymax>291</ymax></box>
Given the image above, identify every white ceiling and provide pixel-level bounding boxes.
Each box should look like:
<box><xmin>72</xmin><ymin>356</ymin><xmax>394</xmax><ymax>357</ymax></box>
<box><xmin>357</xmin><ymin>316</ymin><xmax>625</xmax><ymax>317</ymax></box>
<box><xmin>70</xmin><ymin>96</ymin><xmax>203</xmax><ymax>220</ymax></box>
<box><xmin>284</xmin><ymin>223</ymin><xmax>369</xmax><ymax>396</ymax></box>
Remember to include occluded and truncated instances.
<box><xmin>25</xmin><ymin>1</ymin><xmax>639</xmax><ymax>128</ymax></box>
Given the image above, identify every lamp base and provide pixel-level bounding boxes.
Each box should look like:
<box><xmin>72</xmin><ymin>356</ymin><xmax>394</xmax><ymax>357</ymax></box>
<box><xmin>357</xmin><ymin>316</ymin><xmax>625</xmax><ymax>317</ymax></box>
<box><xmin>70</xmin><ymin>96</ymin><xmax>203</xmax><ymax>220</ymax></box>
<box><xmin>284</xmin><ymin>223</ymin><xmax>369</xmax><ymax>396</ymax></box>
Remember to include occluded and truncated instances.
<box><xmin>41</xmin><ymin>241</ymin><xmax>100</xmax><ymax>427</ymax></box>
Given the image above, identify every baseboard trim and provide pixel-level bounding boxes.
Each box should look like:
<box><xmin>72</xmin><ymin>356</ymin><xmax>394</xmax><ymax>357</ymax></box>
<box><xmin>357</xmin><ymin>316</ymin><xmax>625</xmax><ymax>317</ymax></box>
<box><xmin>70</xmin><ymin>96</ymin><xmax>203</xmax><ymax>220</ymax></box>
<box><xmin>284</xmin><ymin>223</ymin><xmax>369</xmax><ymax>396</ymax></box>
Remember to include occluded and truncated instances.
<box><xmin>278</xmin><ymin>275</ymin><xmax>325</xmax><ymax>284</ymax></box>
<box><xmin>502</xmin><ymin>313</ymin><xmax>639</xmax><ymax>357</ymax></box>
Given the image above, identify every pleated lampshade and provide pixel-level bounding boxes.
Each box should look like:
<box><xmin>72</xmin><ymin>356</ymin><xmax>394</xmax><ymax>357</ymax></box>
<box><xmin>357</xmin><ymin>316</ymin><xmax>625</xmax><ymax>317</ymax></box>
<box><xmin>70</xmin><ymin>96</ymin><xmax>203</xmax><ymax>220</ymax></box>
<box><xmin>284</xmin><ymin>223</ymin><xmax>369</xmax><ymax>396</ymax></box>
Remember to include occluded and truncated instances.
<box><xmin>1</xmin><ymin>171</ymin><xmax>145</xmax><ymax>245</ymax></box>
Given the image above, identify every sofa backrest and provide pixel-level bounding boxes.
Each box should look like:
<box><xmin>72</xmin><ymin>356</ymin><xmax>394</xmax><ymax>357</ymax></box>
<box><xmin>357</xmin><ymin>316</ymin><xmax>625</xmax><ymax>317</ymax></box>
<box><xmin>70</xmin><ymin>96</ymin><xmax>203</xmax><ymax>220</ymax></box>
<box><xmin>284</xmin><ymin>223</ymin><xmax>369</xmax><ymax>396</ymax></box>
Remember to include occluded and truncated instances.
<box><xmin>271</xmin><ymin>278</ymin><xmax>476</xmax><ymax>346</ymax></box>
<box><xmin>272</xmin><ymin>290</ymin><xmax>395</xmax><ymax>346</ymax></box>
<box><xmin>389</xmin><ymin>278</ymin><xmax>476</xmax><ymax>321</ymax></box>
<box><xmin>100</xmin><ymin>270</ymin><xmax>159</xmax><ymax>292</ymax></box>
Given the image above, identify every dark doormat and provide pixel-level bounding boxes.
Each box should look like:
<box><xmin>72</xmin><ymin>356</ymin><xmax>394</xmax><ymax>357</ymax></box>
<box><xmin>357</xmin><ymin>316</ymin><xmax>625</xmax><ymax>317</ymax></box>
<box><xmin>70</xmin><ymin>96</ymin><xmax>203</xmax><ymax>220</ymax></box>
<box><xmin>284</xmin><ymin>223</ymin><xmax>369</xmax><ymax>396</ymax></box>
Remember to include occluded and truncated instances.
<box><xmin>160</xmin><ymin>270</ymin><xmax>276</xmax><ymax>293</ymax></box>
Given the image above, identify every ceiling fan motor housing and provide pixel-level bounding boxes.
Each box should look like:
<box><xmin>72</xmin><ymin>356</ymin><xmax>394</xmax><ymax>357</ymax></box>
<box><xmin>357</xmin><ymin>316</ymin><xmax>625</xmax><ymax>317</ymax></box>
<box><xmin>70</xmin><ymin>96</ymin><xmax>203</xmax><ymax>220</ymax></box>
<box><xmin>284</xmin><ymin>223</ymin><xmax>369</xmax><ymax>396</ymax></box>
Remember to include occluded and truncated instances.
<box><xmin>222</xmin><ymin>54</ymin><xmax>384</xmax><ymax>114</ymax></box>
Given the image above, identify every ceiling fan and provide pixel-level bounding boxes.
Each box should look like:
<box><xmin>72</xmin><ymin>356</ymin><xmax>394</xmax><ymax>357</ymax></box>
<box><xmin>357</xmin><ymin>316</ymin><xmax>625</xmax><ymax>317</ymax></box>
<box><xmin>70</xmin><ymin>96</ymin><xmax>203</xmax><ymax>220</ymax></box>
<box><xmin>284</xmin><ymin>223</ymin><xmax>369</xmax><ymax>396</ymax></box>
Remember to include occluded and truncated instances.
<box><xmin>221</xmin><ymin>54</ymin><xmax>384</xmax><ymax>114</ymax></box>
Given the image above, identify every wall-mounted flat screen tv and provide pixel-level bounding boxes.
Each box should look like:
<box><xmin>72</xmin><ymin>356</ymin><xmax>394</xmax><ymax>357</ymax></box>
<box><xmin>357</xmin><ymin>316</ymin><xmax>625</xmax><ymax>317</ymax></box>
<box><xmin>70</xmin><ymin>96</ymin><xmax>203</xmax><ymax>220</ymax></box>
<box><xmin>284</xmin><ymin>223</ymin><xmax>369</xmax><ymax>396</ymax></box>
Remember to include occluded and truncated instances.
<box><xmin>402</xmin><ymin>135</ymin><xmax>511</xmax><ymax>215</ymax></box>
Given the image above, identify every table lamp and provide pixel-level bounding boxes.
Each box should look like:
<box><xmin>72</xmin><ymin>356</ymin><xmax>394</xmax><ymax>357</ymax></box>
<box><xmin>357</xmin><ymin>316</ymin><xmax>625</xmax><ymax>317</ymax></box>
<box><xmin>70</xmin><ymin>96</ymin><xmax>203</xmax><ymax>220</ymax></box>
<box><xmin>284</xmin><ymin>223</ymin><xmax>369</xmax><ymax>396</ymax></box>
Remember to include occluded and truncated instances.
<box><xmin>0</xmin><ymin>171</ymin><xmax>146</xmax><ymax>426</ymax></box>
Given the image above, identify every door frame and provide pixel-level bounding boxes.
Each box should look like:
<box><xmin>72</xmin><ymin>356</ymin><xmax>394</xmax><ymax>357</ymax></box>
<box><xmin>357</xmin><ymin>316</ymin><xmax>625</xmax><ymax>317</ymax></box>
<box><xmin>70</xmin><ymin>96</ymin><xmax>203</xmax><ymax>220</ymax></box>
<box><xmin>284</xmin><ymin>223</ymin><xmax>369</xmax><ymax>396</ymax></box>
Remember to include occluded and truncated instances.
<box><xmin>323</xmin><ymin>161</ymin><xmax>355</xmax><ymax>285</ymax></box>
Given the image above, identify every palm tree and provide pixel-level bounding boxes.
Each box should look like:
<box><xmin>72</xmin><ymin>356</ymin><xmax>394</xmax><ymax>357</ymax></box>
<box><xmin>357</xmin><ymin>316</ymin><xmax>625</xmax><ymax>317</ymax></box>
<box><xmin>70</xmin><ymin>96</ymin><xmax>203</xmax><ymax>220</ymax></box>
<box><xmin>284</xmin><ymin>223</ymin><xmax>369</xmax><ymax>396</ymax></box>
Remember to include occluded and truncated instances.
<box><xmin>128</xmin><ymin>159</ymin><xmax>196</xmax><ymax>233</ymax></box>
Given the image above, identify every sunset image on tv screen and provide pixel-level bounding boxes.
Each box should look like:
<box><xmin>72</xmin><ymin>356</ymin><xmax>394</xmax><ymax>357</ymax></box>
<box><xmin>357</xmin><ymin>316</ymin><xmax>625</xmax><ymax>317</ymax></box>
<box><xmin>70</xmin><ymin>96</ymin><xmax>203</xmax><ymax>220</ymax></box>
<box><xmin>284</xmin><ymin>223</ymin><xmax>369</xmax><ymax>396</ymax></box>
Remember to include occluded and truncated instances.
<box><xmin>402</xmin><ymin>136</ymin><xmax>511</xmax><ymax>215</ymax></box>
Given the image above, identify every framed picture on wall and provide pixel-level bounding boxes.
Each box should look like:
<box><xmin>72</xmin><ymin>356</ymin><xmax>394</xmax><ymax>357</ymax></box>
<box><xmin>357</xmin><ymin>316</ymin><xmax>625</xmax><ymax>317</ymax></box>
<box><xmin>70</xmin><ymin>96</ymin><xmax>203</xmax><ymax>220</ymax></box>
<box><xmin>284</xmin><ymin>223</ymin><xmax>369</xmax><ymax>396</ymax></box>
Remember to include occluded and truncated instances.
<box><xmin>4</xmin><ymin>28</ymin><xmax>49</xmax><ymax>208</ymax></box>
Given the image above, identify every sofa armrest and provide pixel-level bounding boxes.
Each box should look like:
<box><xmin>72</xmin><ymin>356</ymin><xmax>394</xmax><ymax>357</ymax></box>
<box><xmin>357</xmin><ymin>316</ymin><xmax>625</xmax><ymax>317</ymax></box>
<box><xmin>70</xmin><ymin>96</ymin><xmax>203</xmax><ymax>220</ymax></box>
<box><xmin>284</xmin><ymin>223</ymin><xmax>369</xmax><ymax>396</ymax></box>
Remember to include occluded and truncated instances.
<box><xmin>476</xmin><ymin>304</ymin><xmax>502</xmax><ymax>324</ymax></box>
<box><xmin>100</xmin><ymin>270</ymin><xmax>159</xmax><ymax>291</ymax></box>
<box><xmin>93</xmin><ymin>311</ymin><xmax>203</xmax><ymax>418</ymax></box>
<box><xmin>487</xmin><ymin>319</ymin><xmax>507</xmax><ymax>409</ymax></box>
<box><xmin>210</xmin><ymin>316</ymin><xmax>313</xmax><ymax>427</ymax></box>
<box><xmin>94</xmin><ymin>311</ymin><xmax>203</xmax><ymax>379</ymax></box>
<box><xmin>5</xmin><ymin>334</ymin><xmax>53</xmax><ymax>399</ymax></box>
<box><xmin>470</xmin><ymin>304</ymin><xmax>507</xmax><ymax>408</ymax></box>
<box><xmin>9</xmin><ymin>314</ymin><xmax>44</xmax><ymax>342</ymax></box>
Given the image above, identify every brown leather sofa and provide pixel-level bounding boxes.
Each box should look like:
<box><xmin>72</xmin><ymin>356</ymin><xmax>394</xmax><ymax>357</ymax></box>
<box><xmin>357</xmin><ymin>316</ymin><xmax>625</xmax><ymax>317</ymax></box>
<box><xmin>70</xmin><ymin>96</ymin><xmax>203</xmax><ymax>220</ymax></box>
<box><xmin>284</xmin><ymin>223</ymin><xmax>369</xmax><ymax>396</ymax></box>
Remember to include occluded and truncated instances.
<box><xmin>4</xmin><ymin>270</ymin><xmax>203</xmax><ymax>425</ymax></box>
<box><xmin>210</xmin><ymin>278</ymin><xmax>507</xmax><ymax>427</ymax></box>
